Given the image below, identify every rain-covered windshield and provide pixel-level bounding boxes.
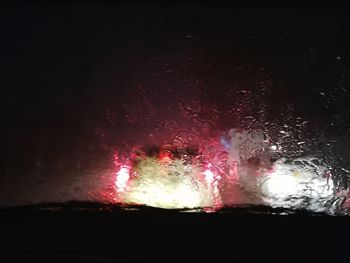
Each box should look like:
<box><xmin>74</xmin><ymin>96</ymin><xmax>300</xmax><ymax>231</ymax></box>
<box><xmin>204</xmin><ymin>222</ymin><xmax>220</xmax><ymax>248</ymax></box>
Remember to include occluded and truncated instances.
<box><xmin>1</xmin><ymin>5</ymin><xmax>349</xmax><ymax>214</ymax></box>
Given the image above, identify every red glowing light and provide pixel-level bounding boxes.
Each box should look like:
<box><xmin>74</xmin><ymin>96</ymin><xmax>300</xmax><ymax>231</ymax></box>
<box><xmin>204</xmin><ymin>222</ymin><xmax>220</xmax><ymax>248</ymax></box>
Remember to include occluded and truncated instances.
<box><xmin>158</xmin><ymin>151</ymin><xmax>173</xmax><ymax>162</ymax></box>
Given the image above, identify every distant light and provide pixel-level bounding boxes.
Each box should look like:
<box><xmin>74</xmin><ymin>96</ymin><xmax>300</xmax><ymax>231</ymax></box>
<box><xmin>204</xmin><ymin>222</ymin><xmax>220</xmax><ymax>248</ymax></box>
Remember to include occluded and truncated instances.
<box><xmin>270</xmin><ymin>145</ymin><xmax>277</xmax><ymax>151</ymax></box>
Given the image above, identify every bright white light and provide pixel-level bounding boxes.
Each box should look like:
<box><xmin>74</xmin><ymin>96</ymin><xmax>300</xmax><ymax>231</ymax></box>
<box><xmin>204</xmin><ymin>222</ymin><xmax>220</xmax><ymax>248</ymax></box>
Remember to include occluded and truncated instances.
<box><xmin>203</xmin><ymin>169</ymin><xmax>215</xmax><ymax>185</ymax></box>
<box><xmin>120</xmin><ymin>158</ymin><xmax>214</xmax><ymax>209</ymax></box>
<box><xmin>123</xmin><ymin>180</ymin><xmax>206</xmax><ymax>209</ymax></box>
<box><xmin>257</xmin><ymin>158</ymin><xmax>334</xmax><ymax>209</ymax></box>
<box><xmin>115</xmin><ymin>166</ymin><xmax>130</xmax><ymax>192</ymax></box>
<box><xmin>260</xmin><ymin>172</ymin><xmax>302</xmax><ymax>199</ymax></box>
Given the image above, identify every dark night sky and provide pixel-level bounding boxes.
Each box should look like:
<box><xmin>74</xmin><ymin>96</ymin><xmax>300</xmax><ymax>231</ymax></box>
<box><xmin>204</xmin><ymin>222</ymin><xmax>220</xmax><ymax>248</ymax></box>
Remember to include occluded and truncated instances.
<box><xmin>0</xmin><ymin>4</ymin><xmax>350</xmax><ymax>204</ymax></box>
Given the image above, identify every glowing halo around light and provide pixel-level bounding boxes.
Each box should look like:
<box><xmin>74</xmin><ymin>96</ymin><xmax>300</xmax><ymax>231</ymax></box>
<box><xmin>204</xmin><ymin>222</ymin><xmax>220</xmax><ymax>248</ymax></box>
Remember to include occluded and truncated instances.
<box><xmin>114</xmin><ymin>158</ymin><xmax>217</xmax><ymax>209</ymax></box>
<box><xmin>257</xmin><ymin>158</ymin><xmax>334</xmax><ymax>209</ymax></box>
<box><xmin>115</xmin><ymin>165</ymin><xmax>130</xmax><ymax>192</ymax></box>
<box><xmin>111</xmin><ymin>132</ymin><xmax>336</xmax><ymax>212</ymax></box>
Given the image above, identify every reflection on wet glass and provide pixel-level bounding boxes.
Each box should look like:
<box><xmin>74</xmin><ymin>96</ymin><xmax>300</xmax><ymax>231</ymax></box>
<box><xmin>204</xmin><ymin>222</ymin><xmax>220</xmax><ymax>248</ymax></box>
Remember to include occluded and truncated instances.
<box><xmin>111</xmin><ymin>127</ymin><xmax>345</xmax><ymax>214</ymax></box>
<box><xmin>100</xmin><ymin>61</ymin><xmax>349</xmax><ymax>214</ymax></box>
<box><xmin>2</xmin><ymin>12</ymin><xmax>349</xmax><ymax>215</ymax></box>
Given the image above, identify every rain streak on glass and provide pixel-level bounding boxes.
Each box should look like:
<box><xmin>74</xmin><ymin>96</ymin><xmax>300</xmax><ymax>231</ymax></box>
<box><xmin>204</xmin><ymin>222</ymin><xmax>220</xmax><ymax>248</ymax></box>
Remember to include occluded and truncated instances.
<box><xmin>2</xmin><ymin>8</ymin><xmax>349</xmax><ymax>214</ymax></box>
<box><xmin>105</xmin><ymin>54</ymin><xmax>350</xmax><ymax>214</ymax></box>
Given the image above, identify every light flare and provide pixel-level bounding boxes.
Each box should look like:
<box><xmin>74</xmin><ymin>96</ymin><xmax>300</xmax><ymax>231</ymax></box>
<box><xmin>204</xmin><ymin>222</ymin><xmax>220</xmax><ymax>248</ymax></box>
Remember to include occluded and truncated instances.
<box><xmin>115</xmin><ymin>157</ymin><xmax>215</xmax><ymax>209</ymax></box>
<box><xmin>203</xmin><ymin>168</ymin><xmax>215</xmax><ymax>185</ymax></box>
<box><xmin>109</xmin><ymin>129</ymin><xmax>337</xmax><ymax>212</ymax></box>
<box><xmin>258</xmin><ymin>159</ymin><xmax>334</xmax><ymax>207</ymax></box>
<box><xmin>115</xmin><ymin>165</ymin><xmax>130</xmax><ymax>192</ymax></box>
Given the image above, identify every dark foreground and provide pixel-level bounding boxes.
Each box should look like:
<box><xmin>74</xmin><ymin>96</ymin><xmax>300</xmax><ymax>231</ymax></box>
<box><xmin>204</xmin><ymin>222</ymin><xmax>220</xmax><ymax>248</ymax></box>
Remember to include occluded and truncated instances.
<box><xmin>0</xmin><ymin>202</ymin><xmax>349</xmax><ymax>262</ymax></box>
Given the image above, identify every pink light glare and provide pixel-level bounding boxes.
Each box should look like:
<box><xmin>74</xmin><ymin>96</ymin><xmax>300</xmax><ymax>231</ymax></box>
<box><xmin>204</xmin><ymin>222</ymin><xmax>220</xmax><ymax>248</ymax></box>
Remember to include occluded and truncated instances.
<box><xmin>202</xmin><ymin>163</ymin><xmax>223</xmax><ymax>209</ymax></box>
<box><xmin>113</xmin><ymin>152</ymin><xmax>132</xmax><ymax>195</ymax></box>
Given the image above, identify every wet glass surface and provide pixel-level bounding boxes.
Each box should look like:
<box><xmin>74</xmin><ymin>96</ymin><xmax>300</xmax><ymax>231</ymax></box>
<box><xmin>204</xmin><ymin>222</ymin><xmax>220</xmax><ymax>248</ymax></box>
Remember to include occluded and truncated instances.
<box><xmin>0</xmin><ymin>6</ymin><xmax>349</xmax><ymax>214</ymax></box>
